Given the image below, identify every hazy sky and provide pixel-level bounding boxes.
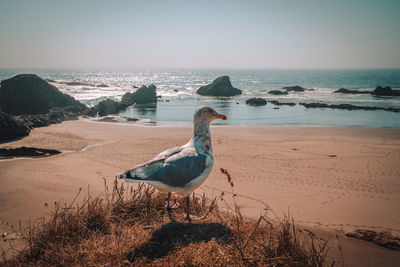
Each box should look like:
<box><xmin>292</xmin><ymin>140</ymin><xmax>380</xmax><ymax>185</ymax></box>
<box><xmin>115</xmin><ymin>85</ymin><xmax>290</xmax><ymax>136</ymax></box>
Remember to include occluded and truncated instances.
<box><xmin>0</xmin><ymin>0</ymin><xmax>399</xmax><ymax>69</ymax></box>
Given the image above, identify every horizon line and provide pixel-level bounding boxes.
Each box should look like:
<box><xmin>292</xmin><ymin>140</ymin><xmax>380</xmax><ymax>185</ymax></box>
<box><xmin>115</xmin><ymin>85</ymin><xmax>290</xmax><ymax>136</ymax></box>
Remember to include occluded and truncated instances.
<box><xmin>1</xmin><ymin>66</ymin><xmax>400</xmax><ymax>71</ymax></box>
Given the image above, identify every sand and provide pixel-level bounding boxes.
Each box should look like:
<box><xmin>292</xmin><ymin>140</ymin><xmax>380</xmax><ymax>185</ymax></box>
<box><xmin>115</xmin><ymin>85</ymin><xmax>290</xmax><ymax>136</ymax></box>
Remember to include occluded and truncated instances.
<box><xmin>1</xmin><ymin>119</ymin><xmax>400</xmax><ymax>265</ymax></box>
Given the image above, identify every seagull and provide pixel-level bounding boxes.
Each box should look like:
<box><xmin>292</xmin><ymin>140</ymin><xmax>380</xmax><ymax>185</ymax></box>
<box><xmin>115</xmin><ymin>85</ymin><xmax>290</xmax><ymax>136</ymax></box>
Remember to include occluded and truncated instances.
<box><xmin>117</xmin><ymin>106</ymin><xmax>227</xmax><ymax>221</ymax></box>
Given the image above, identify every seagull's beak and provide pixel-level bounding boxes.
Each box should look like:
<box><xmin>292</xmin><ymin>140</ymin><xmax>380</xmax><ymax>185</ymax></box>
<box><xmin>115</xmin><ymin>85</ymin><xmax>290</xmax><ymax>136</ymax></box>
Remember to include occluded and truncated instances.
<box><xmin>216</xmin><ymin>114</ymin><xmax>228</xmax><ymax>120</ymax></box>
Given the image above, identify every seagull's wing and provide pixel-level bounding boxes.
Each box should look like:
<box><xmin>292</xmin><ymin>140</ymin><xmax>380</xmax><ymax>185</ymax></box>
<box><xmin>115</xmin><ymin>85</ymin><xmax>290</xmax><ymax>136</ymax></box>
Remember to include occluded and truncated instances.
<box><xmin>120</xmin><ymin>145</ymin><xmax>184</xmax><ymax>179</ymax></box>
<box><xmin>122</xmin><ymin>147</ymin><xmax>208</xmax><ymax>188</ymax></box>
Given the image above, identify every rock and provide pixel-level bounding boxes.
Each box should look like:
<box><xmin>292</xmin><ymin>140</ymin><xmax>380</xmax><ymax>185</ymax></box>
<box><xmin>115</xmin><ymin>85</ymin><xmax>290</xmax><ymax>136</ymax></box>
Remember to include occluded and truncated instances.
<box><xmin>333</xmin><ymin>88</ymin><xmax>371</xmax><ymax>94</ymax></box>
<box><xmin>371</xmin><ymin>86</ymin><xmax>400</xmax><ymax>96</ymax></box>
<box><xmin>122</xmin><ymin>84</ymin><xmax>157</xmax><ymax>105</ymax></box>
<box><xmin>245</xmin><ymin>98</ymin><xmax>267</xmax><ymax>106</ymax></box>
<box><xmin>16</xmin><ymin>106</ymin><xmax>82</xmax><ymax>128</ymax></box>
<box><xmin>123</xmin><ymin>117</ymin><xmax>139</xmax><ymax>122</ymax></box>
<box><xmin>95</xmin><ymin>116</ymin><xmax>119</xmax><ymax>123</ymax></box>
<box><xmin>19</xmin><ymin>114</ymin><xmax>53</xmax><ymax>128</ymax></box>
<box><xmin>63</xmin><ymin>81</ymin><xmax>91</xmax><ymax>86</ymax></box>
<box><xmin>197</xmin><ymin>76</ymin><xmax>242</xmax><ymax>96</ymax></box>
<box><xmin>0</xmin><ymin>74</ymin><xmax>86</xmax><ymax>115</ymax></box>
<box><xmin>0</xmin><ymin>146</ymin><xmax>61</xmax><ymax>158</ymax></box>
<box><xmin>268</xmin><ymin>90</ymin><xmax>288</xmax><ymax>95</ymax></box>
<box><xmin>282</xmin><ymin>85</ymin><xmax>306</xmax><ymax>92</ymax></box>
<box><xmin>0</xmin><ymin>112</ymin><xmax>31</xmax><ymax>141</ymax></box>
<box><xmin>299</xmin><ymin>102</ymin><xmax>400</xmax><ymax>112</ymax></box>
<box><xmin>87</xmin><ymin>99</ymin><xmax>127</xmax><ymax>117</ymax></box>
<box><xmin>268</xmin><ymin>101</ymin><xmax>296</xmax><ymax>106</ymax></box>
<box><xmin>97</xmin><ymin>84</ymin><xmax>109</xmax><ymax>88</ymax></box>
<box><xmin>97</xmin><ymin>99</ymin><xmax>126</xmax><ymax>116</ymax></box>
<box><xmin>346</xmin><ymin>230</ymin><xmax>400</xmax><ymax>250</ymax></box>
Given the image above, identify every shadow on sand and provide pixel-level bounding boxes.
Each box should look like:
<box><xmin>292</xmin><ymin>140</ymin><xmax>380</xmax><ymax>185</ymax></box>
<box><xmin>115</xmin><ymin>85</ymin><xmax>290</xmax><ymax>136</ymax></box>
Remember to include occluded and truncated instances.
<box><xmin>126</xmin><ymin>222</ymin><xmax>232</xmax><ymax>262</ymax></box>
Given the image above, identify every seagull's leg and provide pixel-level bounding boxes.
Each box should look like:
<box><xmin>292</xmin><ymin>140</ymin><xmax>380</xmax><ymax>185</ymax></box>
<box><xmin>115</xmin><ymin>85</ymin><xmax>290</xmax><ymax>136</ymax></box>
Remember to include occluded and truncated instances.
<box><xmin>185</xmin><ymin>194</ymin><xmax>204</xmax><ymax>222</ymax></box>
<box><xmin>166</xmin><ymin>192</ymin><xmax>172</xmax><ymax>210</ymax></box>
<box><xmin>166</xmin><ymin>192</ymin><xmax>173</xmax><ymax>221</ymax></box>
<box><xmin>165</xmin><ymin>192</ymin><xmax>180</xmax><ymax>209</ymax></box>
<box><xmin>185</xmin><ymin>195</ymin><xmax>192</xmax><ymax>222</ymax></box>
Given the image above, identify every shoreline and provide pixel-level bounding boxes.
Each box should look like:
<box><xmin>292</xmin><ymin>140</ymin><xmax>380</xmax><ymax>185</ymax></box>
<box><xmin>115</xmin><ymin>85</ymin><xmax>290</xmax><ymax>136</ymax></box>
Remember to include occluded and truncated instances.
<box><xmin>1</xmin><ymin>119</ymin><xmax>400</xmax><ymax>264</ymax></box>
<box><xmin>85</xmin><ymin>116</ymin><xmax>400</xmax><ymax>130</ymax></box>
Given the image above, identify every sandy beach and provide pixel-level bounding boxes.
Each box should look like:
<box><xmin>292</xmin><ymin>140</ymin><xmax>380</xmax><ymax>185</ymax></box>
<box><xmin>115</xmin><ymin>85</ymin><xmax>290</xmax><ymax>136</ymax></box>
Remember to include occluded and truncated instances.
<box><xmin>1</xmin><ymin>119</ymin><xmax>400</xmax><ymax>265</ymax></box>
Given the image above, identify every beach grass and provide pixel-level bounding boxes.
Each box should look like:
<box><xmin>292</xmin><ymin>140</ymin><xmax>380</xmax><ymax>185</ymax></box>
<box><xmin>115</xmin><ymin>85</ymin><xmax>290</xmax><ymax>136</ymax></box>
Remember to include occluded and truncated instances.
<box><xmin>1</xmin><ymin>170</ymin><xmax>332</xmax><ymax>266</ymax></box>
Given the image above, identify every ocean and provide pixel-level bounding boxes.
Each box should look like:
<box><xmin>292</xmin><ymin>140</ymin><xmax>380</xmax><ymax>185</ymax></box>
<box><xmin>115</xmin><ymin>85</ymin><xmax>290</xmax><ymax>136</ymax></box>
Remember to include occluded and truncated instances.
<box><xmin>1</xmin><ymin>68</ymin><xmax>400</xmax><ymax>128</ymax></box>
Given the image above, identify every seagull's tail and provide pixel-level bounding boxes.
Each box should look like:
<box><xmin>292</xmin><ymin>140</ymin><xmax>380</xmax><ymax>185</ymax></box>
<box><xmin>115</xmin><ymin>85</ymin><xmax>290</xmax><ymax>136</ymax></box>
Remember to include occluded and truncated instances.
<box><xmin>117</xmin><ymin>173</ymin><xmax>141</xmax><ymax>183</ymax></box>
<box><xmin>117</xmin><ymin>168</ymin><xmax>148</xmax><ymax>183</ymax></box>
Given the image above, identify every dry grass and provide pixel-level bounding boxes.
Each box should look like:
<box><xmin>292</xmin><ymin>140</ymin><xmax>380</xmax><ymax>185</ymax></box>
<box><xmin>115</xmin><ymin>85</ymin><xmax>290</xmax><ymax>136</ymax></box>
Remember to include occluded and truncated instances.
<box><xmin>1</xmin><ymin>170</ymin><xmax>333</xmax><ymax>266</ymax></box>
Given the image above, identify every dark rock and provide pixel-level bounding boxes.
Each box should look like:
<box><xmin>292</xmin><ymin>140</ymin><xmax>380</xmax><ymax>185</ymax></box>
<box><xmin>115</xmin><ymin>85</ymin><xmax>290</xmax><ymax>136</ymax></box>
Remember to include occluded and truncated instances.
<box><xmin>197</xmin><ymin>76</ymin><xmax>242</xmax><ymax>96</ymax></box>
<box><xmin>268</xmin><ymin>101</ymin><xmax>296</xmax><ymax>106</ymax></box>
<box><xmin>333</xmin><ymin>88</ymin><xmax>371</xmax><ymax>94</ymax></box>
<box><xmin>346</xmin><ymin>229</ymin><xmax>400</xmax><ymax>250</ymax></box>
<box><xmin>0</xmin><ymin>74</ymin><xmax>86</xmax><ymax>115</ymax></box>
<box><xmin>45</xmin><ymin>79</ymin><xmax>56</xmax><ymax>83</ymax></box>
<box><xmin>97</xmin><ymin>99</ymin><xmax>126</xmax><ymax>116</ymax></box>
<box><xmin>300</xmin><ymin>102</ymin><xmax>400</xmax><ymax>112</ymax></box>
<box><xmin>122</xmin><ymin>84</ymin><xmax>157</xmax><ymax>105</ymax></box>
<box><xmin>245</xmin><ymin>98</ymin><xmax>267</xmax><ymax>106</ymax></box>
<box><xmin>64</xmin><ymin>81</ymin><xmax>91</xmax><ymax>86</ymax></box>
<box><xmin>95</xmin><ymin>116</ymin><xmax>118</xmax><ymax>123</ymax></box>
<box><xmin>371</xmin><ymin>86</ymin><xmax>400</xmax><ymax>96</ymax></box>
<box><xmin>16</xmin><ymin>106</ymin><xmax>83</xmax><ymax>128</ymax></box>
<box><xmin>87</xmin><ymin>99</ymin><xmax>127</xmax><ymax>117</ymax></box>
<box><xmin>19</xmin><ymin>114</ymin><xmax>53</xmax><ymax>128</ymax></box>
<box><xmin>97</xmin><ymin>84</ymin><xmax>109</xmax><ymax>88</ymax></box>
<box><xmin>282</xmin><ymin>85</ymin><xmax>306</xmax><ymax>92</ymax></box>
<box><xmin>268</xmin><ymin>90</ymin><xmax>288</xmax><ymax>95</ymax></box>
<box><xmin>0</xmin><ymin>112</ymin><xmax>31</xmax><ymax>141</ymax></box>
<box><xmin>123</xmin><ymin>117</ymin><xmax>139</xmax><ymax>122</ymax></box>
<box><xmin>0</xmin><ymin>146</ymin><xmax>61</xmax><ymax>158</ymax></box>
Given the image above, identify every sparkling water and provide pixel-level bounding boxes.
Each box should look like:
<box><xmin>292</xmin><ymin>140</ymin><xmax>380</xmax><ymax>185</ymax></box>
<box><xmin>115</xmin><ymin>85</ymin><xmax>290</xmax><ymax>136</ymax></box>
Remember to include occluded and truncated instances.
<box><xmin>1</xmin><ymin>69</ymin><xmax>399</xmax><ymax>128</ymax></box>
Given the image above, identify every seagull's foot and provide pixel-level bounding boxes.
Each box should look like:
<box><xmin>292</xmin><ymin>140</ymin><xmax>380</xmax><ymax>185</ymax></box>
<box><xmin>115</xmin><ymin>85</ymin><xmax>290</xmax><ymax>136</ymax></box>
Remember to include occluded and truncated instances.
<box><xmin>185</xmin><ymin>214</ymin><xmax>204</xmax><ymax>222</ymax></box>
<box><xmin>165</xmin><ymin>200</ymin><xmax>180</xmax><ymax>209</ymax></box>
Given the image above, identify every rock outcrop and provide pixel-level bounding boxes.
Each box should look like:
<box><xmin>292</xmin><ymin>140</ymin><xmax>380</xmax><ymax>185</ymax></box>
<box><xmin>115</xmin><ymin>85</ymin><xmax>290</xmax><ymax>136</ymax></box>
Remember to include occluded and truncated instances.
<box><xmin>0</xmin><ymin>146</ymin><xmax>61</xmax><ymax>158</ymax></box>
<box><xmin>0</xmin><ymin>112</ymin><xmax>31</xmax><ymax>141</ymax></box>
<box><xmin>346</xmin><ymin>230</ymin><xmax>400</xmax><ymax>250</ymax></box>
<box><xmin>268</xmin><ymin>90</ymin><xmax>288</xmax><ymax>95</ymax></box>
<box><xmin>333</xmin><ymin>88</ymin><xmax>371</xmax><ymax>94</ymax></box>
<box><xmin>371</xmin><ymin>86</ymin><xmax>400</xmax><ymax>96</ymax></box>
<box><xmin>87</xmin><ymin>84</ymin><xmax>158</xmax><ymax>117</ymax></box>
<box><xmin>300</xmin><ymin>102</ymin><xmax>399</xmax><ymax>112</ymax></box>
<box><xmin>0</xmin><ymin>74</ymin><xmax>86</xmax><ymax>115</ymax></box>
<box><xmin>87</xmin><ymin>99</ymin><xmax>127</xmax><ymax>117</ymax></box>
<box><xmin>122</xmin><ymin>84</ymin><xmax>157</xmax><ymax>105</ymax></box>
<box><xmin>197</xmin><ymin>76</ymin><xmax>242</xmax><ymax>96</ymax></box>
<box><xmin>268</xmin><ymin>101</ymin><xmax>296</xmax><ymax>106</ymax></box>
<box><xmin>282</xmin><ymin>85</ymin><xmax>306</xmax><ymax>92</ymax></box>
<box><xmin>245</xmin><ymin>98</ymin><xmax>267</xmax><ymax>106</ymax></box>
<box><xmin>18</xmin><ymin>107</ymin><xmax>82</xmax><ymax>128</ymax></box>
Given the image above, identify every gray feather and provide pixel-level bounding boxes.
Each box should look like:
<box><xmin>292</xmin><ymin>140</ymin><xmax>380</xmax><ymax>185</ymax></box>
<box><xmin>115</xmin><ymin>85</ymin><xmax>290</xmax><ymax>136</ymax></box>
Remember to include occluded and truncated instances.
<box><xmin>123</xmin><ymin>147</ymin><xmax>207</xmax><ymax>187</ymax></box>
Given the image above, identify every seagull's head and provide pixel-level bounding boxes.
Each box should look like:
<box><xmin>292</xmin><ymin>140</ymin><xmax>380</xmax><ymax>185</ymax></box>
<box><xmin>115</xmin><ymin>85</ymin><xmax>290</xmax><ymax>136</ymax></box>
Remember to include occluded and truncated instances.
<box><xmin>193</xmin><ymin>106</ymin><xmax>227</xmax><ymax>123</ymax></box>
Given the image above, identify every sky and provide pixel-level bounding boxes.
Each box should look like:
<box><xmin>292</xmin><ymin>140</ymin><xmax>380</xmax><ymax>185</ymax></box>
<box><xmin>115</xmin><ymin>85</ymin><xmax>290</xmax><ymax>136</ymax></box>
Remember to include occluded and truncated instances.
<box><xmin>0</xmin><ymin>0</ymin><xmax>399</xmax><ymax>69</ymax></box>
